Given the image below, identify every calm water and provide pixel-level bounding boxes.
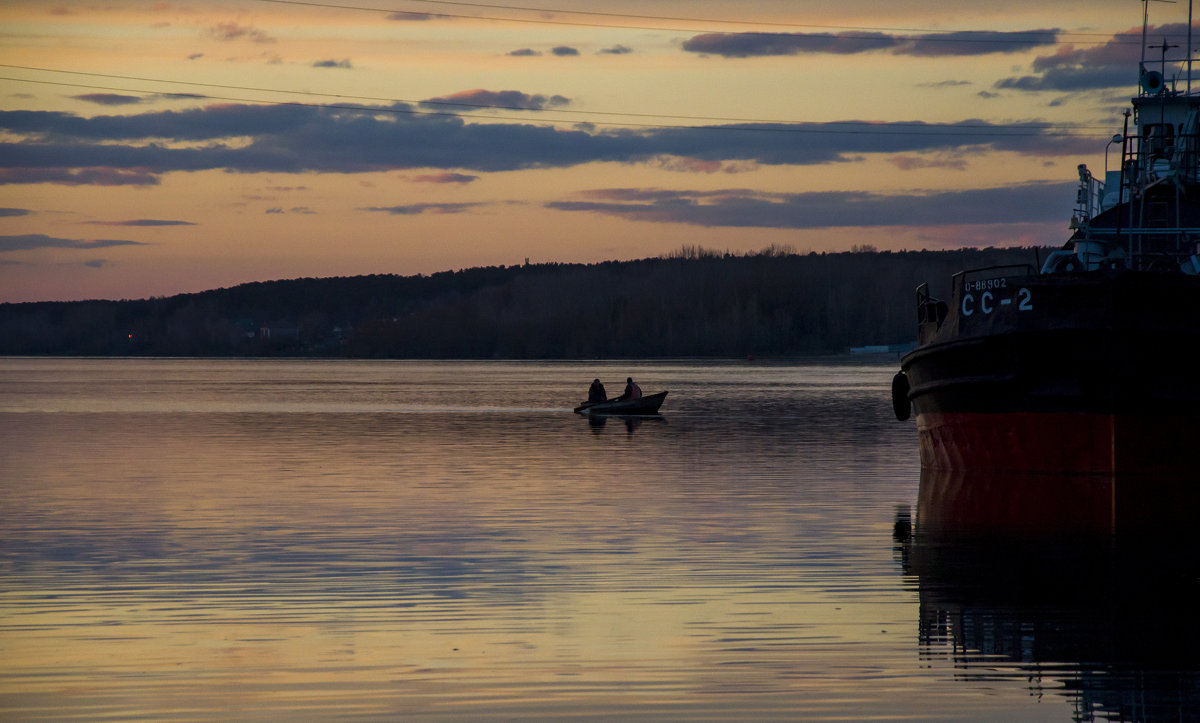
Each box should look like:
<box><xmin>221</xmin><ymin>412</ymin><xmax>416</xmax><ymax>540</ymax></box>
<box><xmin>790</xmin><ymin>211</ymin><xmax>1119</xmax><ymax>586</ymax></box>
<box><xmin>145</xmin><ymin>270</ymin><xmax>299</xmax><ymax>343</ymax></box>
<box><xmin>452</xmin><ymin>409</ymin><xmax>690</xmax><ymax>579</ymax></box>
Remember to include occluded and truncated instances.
<box><xmin>1</xmin><ymin>358</ymin><xmax>1197</xmax><ymax>721</ymax></box>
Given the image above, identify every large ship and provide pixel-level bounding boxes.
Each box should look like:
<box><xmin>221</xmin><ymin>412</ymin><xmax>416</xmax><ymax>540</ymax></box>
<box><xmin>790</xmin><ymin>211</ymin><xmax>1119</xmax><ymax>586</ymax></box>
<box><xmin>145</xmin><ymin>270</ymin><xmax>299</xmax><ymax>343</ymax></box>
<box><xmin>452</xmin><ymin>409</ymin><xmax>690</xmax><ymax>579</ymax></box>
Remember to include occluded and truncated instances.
<box><xmin>893</xmin><ymin>11</ymin><xmax>1200</xmax><ymax>475</ymax></box>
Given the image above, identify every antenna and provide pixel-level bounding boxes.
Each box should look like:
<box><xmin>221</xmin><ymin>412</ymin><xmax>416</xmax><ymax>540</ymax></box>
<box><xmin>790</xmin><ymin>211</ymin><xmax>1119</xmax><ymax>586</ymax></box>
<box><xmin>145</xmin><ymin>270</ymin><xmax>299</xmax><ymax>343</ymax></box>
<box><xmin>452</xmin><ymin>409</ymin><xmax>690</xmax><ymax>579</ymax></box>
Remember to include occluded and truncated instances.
<box><xmin>1142</xmin><ymin>0</ymin><xmax>1149</xmax><ymax>76</ymax></box>
<box><xmin>1155</xmin><ymin>36</ymin><xmax>1179</xmax><ymax>80</ymax></box>
<box><xmin>1141</xmin><ymin>0</ymin><xmax>1183</xmax><ymax>91</ymax></box>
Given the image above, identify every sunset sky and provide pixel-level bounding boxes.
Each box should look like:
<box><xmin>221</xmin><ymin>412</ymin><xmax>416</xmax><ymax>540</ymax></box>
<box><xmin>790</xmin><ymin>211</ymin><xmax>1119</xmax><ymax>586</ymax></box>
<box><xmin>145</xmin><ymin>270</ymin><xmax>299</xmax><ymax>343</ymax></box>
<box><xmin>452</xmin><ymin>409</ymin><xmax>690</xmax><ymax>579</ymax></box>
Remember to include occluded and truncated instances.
<box><xmin>1</xmin><ymin>0</ymin><xmax>1194</xmax><ymax>302</ymax></box>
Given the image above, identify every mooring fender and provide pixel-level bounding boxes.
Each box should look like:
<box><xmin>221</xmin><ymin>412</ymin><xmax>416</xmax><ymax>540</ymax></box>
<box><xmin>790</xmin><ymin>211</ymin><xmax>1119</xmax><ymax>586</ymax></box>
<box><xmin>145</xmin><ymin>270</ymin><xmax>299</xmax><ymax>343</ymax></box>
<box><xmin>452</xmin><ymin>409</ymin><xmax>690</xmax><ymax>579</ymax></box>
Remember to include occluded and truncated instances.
<box><xmin>891</xmin><ymin>371</ymin><xmax>911</xmax><ymax>421</ymax></box>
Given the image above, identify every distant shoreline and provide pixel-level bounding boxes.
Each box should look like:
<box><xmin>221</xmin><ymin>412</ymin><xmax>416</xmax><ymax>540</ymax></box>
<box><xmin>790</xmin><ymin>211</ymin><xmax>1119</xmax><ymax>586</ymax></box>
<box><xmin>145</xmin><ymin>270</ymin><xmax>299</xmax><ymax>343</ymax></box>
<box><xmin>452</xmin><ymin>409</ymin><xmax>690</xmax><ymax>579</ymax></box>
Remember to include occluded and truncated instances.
<box><xmin>0</xmin><ymin>247</ymin><xmax>1047</xmax><ymax>358</ymax></box>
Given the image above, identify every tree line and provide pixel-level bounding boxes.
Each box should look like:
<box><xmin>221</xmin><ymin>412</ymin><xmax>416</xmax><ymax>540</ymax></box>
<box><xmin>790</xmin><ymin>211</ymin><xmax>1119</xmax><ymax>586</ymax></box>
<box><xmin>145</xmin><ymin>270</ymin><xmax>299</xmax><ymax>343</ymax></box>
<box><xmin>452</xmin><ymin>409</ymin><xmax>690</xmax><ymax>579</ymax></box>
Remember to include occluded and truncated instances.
<box><xmin>0</xmin><ymin>246</ymin><xmax>1045</xmax><ymax>358</ymax></box>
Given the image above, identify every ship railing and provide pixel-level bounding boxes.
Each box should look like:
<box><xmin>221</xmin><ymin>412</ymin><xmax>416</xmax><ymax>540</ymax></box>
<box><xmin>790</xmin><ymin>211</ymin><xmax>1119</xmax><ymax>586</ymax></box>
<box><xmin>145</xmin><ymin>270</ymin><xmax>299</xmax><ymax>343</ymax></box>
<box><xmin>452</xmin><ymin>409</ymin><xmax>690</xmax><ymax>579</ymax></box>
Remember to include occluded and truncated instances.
<box><xmin>1072</xmin><ymin>164</ymin><xmax>1104</xmax><ymax>225</ymax></box>
<box><xmin>1124</xmin><ymin>250</ymin><xmax>1199</xmax><ymax>272</ymax></box>
<box><xmin>915</xmin><ymin>281</ymin><xmax>947</xmax><ymax>327</ymax></box>
<box><xmin>1126</xmin><ymin>130</ymin><xmax>1200</xmax><ymax>186</ymax></box>
<box><xmin>1086</xmin><ymin>226</ymin><xmax>1200</xmax><ymax>268</ymax></box>
<box><xmin>1088</xmin><ymin>226</ymin><xmax>1200</xmax><ymax>240</ymax></box>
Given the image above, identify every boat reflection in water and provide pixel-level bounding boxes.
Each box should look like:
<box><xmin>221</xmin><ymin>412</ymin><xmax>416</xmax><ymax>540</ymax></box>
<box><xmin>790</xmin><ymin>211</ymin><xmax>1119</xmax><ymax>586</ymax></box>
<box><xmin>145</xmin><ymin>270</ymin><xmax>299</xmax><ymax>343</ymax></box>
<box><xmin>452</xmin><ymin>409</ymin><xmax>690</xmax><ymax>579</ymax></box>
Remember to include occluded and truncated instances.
<box><xmin>901</xmin><ymin>468</ymin><xmax>1200</xmax><ymax>721</ymax></box>
<box><xmin>586</xmin><ymin>413</ymin><xmax>666</xmax><ymax>434</ymax></box>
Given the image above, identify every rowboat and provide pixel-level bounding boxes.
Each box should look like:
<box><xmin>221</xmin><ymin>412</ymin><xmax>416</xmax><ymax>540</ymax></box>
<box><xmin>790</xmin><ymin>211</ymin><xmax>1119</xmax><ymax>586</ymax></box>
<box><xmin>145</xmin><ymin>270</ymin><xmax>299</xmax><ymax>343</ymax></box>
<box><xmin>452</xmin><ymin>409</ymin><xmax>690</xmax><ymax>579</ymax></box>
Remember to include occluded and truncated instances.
<box><xmin>574</xmin><ymin>391</ymin><xmax>667</xmax><ymax>415</ymax></box>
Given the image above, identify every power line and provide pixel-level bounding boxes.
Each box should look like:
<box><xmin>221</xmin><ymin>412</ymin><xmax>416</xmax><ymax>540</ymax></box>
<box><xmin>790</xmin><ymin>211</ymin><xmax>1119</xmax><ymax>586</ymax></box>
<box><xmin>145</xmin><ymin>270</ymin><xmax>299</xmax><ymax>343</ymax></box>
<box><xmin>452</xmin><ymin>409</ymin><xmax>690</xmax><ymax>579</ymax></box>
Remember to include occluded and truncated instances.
<box><xmin>0</xmin><ymin>64</ymin><xmax>1116</xmax><ymax>137</ymax></box>
<box><xmin>254</xmin><ymin>0</ymin><xmax>1155</xmax><ymax>45</ymax></box>
<box><xmin>3</xmin><ymin>62</ymin><xmax>816</xmax><ymax>123</ymax></box>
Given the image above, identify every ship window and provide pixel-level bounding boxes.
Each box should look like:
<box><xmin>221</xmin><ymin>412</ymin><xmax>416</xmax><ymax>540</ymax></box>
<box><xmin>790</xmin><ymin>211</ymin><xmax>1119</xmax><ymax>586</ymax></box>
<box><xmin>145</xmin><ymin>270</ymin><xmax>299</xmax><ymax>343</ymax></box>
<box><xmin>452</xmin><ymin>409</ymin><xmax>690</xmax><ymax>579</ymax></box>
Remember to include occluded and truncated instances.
<box><xmin>1144</xmin><ymin>123</ymin><xmax>1175</xmax><ymax>157</ymax></box>
<box><xmin>1148</xmin><ymin>200</ymin><xmax>1171</xmax><ymax>227</ymax></box>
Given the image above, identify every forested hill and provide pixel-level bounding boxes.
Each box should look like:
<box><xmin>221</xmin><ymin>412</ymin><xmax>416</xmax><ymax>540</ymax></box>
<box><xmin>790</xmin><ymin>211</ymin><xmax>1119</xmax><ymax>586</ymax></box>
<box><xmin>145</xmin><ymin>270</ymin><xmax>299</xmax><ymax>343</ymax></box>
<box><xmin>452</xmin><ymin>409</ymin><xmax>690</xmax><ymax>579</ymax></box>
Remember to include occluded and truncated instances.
<box><xmin>0</xmin><ymin>247</ymin><xmax>1046</xmax><ymax>358</ymax></box>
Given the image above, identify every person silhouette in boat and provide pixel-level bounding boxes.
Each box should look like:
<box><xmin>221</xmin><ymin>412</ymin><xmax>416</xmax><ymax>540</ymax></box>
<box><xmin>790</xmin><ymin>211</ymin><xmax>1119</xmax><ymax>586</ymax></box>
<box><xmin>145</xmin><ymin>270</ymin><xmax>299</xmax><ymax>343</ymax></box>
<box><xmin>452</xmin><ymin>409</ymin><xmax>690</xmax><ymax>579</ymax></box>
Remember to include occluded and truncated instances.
<box><xmin>588</xmin><ymin>378</ymin><xmax>607</xmax><ymax>403</ymax></box>
<box><xmin>615</xmin><ymin>377</ymin><xmax>642</xmax><ymax>402</ymax></box>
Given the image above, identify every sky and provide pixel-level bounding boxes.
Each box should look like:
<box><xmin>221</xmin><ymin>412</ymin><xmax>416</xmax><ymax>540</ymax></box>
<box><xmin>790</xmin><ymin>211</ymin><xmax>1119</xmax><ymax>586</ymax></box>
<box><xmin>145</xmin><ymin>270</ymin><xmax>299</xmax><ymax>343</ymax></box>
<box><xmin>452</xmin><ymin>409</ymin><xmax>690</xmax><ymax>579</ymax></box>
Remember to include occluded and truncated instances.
<box><xmin>1</xmin><ymin>0</ymin><xmax>1196</xmax><ymax>302</ymax></box>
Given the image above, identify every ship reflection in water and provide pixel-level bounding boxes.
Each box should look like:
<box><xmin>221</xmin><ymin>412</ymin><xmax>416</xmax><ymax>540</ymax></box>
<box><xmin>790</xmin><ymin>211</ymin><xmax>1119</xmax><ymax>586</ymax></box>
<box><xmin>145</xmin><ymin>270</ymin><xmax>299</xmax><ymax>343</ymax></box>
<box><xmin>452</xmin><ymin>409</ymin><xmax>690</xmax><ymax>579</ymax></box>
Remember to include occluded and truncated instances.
<box><xmin>900</xmin><ymin>468</ymin><xmax>1200</xmax><ymax>721</ymax></box>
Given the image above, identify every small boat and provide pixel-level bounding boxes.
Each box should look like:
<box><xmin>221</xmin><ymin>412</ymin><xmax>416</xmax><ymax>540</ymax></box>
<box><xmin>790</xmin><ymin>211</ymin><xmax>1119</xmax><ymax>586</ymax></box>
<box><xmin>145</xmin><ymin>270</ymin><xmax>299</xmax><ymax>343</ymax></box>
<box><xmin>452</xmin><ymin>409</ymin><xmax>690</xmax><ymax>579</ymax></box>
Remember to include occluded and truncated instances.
<box><xmin>574</xmin><ymin>391</ymin><xmax>668</xmax><ymax>415</ymax></box>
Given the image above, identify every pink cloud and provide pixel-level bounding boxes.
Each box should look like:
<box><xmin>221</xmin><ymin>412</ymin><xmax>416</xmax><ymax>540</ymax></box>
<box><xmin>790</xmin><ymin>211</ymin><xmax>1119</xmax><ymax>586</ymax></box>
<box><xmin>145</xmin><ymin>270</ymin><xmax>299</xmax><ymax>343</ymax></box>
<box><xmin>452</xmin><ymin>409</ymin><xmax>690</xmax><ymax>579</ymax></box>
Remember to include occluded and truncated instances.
<box><xmin>410</xmin><ymin>172</ymin><xmax>479</xmax><ymax>185</ymax></box>
<box><xmin>210</xmin><ymin>22</ymin><xmax>274</xmax><ymax>43</ymax></box>
<box><xmin>0</xmin><ymin>168</ymin><xmax>160</xmax><ymax>186</ymax></box>
<box><xmin>889</xmin><ymin>155</ymin><xmax>968</xmax><ymax>171</ymax></box>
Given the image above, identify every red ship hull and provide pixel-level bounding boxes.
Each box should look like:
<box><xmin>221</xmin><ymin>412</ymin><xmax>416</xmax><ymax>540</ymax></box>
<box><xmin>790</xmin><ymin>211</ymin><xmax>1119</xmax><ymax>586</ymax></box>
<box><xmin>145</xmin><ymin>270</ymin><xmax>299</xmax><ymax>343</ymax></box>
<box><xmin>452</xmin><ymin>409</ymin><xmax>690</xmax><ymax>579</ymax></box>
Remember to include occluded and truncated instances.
<box><xmin>916</xmin><ymin>411</ymin><xmax>1196</xmax><ymax>475</ymax></box>
<box><xmin>917</xmin><ymin>465</ymin><xmax>1200</xmax><ymax>538</ymax></box>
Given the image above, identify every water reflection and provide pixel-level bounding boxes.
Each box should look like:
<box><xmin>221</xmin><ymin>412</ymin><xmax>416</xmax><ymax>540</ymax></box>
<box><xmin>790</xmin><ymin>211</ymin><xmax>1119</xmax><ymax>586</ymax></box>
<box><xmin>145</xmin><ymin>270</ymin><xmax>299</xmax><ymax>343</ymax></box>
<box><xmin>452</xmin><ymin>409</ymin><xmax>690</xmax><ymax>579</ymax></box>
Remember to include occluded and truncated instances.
<box><xmin>903</xmin><ymin>468</ymin><xmax>1200</xmax><ymax>721</ymax></box>
<box><xmin>585</xmin><ymin>413</ymin><xmax>667</xmax><ymax>434</ymax></box>
<box><xmin>1</xmin><ymin>358</ymin><xmax>932</xmax><ymax>721</ymax></box>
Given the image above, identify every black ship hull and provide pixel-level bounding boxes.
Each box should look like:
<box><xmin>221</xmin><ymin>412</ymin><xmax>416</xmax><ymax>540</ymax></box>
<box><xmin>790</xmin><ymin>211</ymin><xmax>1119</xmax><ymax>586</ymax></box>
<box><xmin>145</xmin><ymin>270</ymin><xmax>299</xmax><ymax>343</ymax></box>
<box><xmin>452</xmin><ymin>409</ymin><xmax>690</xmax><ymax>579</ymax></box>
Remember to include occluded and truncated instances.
<box><xmin>899</xmin><ymin>268</ymin><xmax>1200</xmax><ymax>474</ymax></box>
